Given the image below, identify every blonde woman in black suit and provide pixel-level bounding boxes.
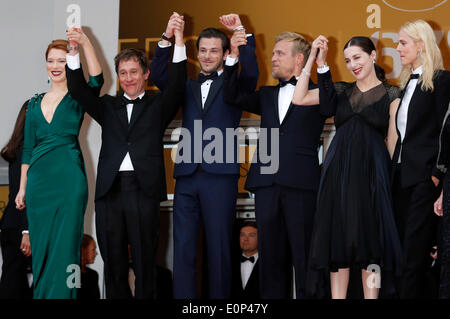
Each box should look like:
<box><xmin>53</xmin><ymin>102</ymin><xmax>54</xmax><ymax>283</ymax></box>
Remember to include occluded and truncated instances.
<box><xmin>392</xmin><ymin>19</ymin><xmax>450</xmax><ymax>299</ymax></box>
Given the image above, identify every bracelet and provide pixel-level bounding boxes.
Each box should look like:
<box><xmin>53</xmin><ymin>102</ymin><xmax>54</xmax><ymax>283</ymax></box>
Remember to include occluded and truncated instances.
<box><xmin>302</xmin><ymin>68</ymin><xmax>311</xmax><ymax>77</ymax></box>
<box><xmin>232</xmin><ymin>25</ymin><xmax>245</xmax><ymax>32</ymax></box>
<box><xmin>67</xmin><ymin>44</ymin><xmax>79</xmax><ymax>51</ymax></box>
<box><xmin>162</xmin><ymin>32</ymin><xmax>173</xmax><ymax>41</ymax></box>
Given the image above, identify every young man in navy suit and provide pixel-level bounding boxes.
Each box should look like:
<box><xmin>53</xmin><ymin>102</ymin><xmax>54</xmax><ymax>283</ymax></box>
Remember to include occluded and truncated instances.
<box><xmin>150</xmin><ymin>13</ymin><xmax>259</xmax><ymax>298</ymax></box>
<box><xmin>223</xmin><ymin>32</ymin><xmax>333</xmax><ymax>299</ymax></box>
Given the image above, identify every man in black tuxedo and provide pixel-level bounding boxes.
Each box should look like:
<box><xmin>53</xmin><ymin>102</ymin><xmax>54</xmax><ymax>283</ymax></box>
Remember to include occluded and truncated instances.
<box><xmin>223</xmin><ymin>32</ymin><xmax>332</xmax><ymax>298</ymax></box>
<box><xmin>231</xmin><ymin>221</ymin><xmax>260</xmax><ymax>299</ymax></box>
<box><xmin>65</xmin><ymin>20</ymin><xmax>187</xmax><ymax>298</ymax></box>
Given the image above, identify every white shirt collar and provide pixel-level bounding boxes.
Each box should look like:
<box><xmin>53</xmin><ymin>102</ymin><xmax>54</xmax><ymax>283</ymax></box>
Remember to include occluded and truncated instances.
<box><xmin>412</xmin><ymin>65</ymin><xmax>423</xmax><ymax>75</ymax></box>
<box><xmin>124</xmin><ymin>91</ymin><xmax>145</xmax><ymax>101</ymax></box>
<box><xmin>242</xmin><ymin>252</ymin><xmax>258</xmax><ymax>260</ymax></box>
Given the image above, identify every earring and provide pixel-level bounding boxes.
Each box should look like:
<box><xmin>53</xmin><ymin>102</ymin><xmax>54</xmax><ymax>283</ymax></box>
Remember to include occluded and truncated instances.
<box><xmin>47</xmin><ymin>76</ymin><xmax>50</xmax><ymax>84</ymax></box>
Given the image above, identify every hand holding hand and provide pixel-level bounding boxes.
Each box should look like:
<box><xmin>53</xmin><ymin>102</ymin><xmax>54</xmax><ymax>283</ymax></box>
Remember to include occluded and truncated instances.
<box><xmin>219</xmin><ymin>13</ymin><xmax>243</xmax><ymax>31</ymax></box>
<box><xmin>230</xmin><ymin>30</ymin><xmax>247</xmax><ymax>57</ymax></box>
<box><xmin>165</xmin><ymin>12</ymin><xmax>183</xmax><ymax>39</ymax></box>
<box><xmin>173</xmin><ymin>15</ymin><xmax>185</xmax><ymax>46</ymax></box>
<box><xmin>312</xmin><ymin>35</ymin><xmax>328</xmax><ymax>66</ymax></box>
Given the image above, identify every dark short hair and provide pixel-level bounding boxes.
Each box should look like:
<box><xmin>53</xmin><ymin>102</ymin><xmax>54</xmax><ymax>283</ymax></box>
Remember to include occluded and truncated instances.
<box><xmin>114</xmin><ymin>48</ymin><xmax>149</xmax><ymax>74</ymax></box>
<box><xmin>196</xmin><ymin>28</ymin><xmax>230</xmax><ymax>53</ymax></box>
<box><xmin>240</xmin><ymin>220</ymin><xmax>257</xmax><ymax>231</ymax></box>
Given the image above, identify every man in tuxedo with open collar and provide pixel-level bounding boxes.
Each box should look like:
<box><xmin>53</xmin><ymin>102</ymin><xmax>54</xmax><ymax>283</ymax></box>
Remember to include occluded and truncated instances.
<box><xmin>231</xmin><ymin>221</ymin><xmax>260</xmax><ymax>299</ymax></box>
<box><xmin>66</xmin><ymin>19</ymin><xmax>187</xmax><ymax>299</ymax></box>
<box><xmin>223</xmin><ymin>32</ymin><xmax>333</xmax><ymax>299</ymax></box>
<box><xmin>150</xmin><ymin>13</ymin><xmax>258</xmax><ymax>298</ymax></box>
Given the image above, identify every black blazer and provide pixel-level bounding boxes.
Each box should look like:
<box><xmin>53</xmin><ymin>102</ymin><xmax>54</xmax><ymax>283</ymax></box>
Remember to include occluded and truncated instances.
<box><xmin>231</xmin><ymin>259</ymin><xmax>260</xmax><ymax>299</ymax></box>
<box><xmin>393</xmin><ymin>70</ymin><xmax>450</xmax><ymax>188</ymax></box>
<box><xmin>150</xmin><ymin>37</ymin><xmax>259</xmax><ymax>178</ymax></box>
<box><xmin>66</xmin><ymin>61</ymin><xmax>187</xmax><ymax>201</ymax></box>
<box><xmin>223</xmin><ymin>63</ymin><xmax>333</xmax><ymax>192</ymax></box>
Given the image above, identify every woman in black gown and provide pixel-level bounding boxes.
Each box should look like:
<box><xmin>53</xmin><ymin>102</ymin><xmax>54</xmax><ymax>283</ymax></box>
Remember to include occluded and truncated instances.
<box><xmin>292</xmin><ymin>35</ymin><xmax>402</xmax><ymax>298</ymax></box>
<box><xmin>0</xmin><ymin>101</ymin><xmax>32</xmax><ymax>299</ymax></box>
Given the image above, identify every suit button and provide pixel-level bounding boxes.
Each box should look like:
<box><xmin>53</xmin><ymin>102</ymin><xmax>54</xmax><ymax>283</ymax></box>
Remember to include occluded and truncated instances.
<box><xmin>280</xmin><ymin>132</ymin><xmax>285</xmax><ymax>136</ymax></box>
<box><xmin>127</xmin><ymin>142</ymin><xmax>131</xmax><ymax>146</ymax></box>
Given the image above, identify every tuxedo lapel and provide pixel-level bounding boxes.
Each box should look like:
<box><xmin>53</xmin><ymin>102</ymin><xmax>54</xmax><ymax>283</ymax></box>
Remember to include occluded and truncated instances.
<box><xmin>188</xmin><ymin>79</ymin><xmax>203</xmax><ymax>112</ymax></box>
<box><xmin>203</xmin><ymin>76</ymin><xmax>223</xmax><ymax>113</ymax></box>
<box><xmin>128</xmin><ymin>95</ymin><xmax>148</xmax><ymax>130</ymax></box>
<box><xmin>114</xmin><ymin>97</ymin><xmax>129</xmax><ymax>132</ymax></box>
<box><xmin>273</xmin><ymin>87</ymin><xmax>281</xmax><ymax>127</ymax></box>
<box><xmin>403</xmin><ymin>85</ymin><xmax>421</xmax><ymax>141</ymax></box>
<box><xmin>280</xmin><ymin>103</ymin><xmax>294</xmax><ymax>127</ymax></box>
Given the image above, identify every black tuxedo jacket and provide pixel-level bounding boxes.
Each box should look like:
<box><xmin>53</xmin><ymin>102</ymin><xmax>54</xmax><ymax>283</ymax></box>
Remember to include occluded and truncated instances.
<box><xmin>231</xmin><ymin>259</ymin><xmax>260</xmax><ymax>299</ymax></box>
<box><xmin>66</xmin><ymin>61</ymin><xmax>187</xmax><ymax>201</ymax></box>
<box><xmin>393</xmin><ymin>70</ymin><xmax>450</xmax><ymax>188</ymax></box>
<box><xmin>223</xmin><ymin>63</ymin><xmax>333</xmax><ymax>192</ymax></box>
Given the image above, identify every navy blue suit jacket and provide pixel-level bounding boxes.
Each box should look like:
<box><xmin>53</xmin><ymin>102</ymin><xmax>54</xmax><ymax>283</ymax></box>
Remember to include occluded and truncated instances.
<box><xmin>150</xmin><ymin>37</ymin><xmax>259</xmax><ymax>178</ymax></box>
<box><xmin>223</xmin><ymin>63</ymin><xmax>334</xmax><ymax>192</ymax></box>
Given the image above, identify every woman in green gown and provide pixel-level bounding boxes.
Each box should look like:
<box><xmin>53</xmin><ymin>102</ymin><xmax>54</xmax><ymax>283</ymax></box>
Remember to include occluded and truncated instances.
<box><xmin>15</xmin><ymin>31</ymin><xmax>103</xmax><ymax>299</ymax></box>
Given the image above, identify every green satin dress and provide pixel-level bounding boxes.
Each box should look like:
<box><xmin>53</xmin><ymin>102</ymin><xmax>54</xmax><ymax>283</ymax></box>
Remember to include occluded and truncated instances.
<box><xmin>22</xmin><ymin>74</ymin><xmax>102</xmax><ymax>299</ymax></box>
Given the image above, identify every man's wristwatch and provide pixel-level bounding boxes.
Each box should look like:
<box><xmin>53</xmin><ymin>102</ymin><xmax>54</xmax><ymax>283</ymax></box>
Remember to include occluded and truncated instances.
<box><xmin>162</xmin><ymin>32</ymin><xmax>173</xmax><ymax>41</ymax></box>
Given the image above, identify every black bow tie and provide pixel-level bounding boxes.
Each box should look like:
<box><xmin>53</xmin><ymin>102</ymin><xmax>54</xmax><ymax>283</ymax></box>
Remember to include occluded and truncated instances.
<box><xmin>410</xmin><ymin>73</ymin><xmax>420</xmax><ymax>80</ymax></box>
<box><xmin>279</xmin><ymin>76</ymin><xmax>298</xmax><ymax>87</ymax></box>
<box><xmin>198</xmin><ymin>71</ymin><xmax>218</xmax><ymax>84</ymax></box>
<box><xmin>122</xmin><ymin>95</ymin><xmax>144</xmax><ymax>106</ymax></box>
<box><xmin>240</xmin><ymin>255</ymin><xmax>255</xmax><ymax>263</ymax></box>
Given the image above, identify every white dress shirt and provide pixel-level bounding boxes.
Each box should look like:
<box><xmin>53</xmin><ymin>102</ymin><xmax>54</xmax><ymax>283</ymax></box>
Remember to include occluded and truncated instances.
<box><xmin>241</xmin><ymin>252</ymin><xmax>258</xmax><ymax>289</ymax></box>
<box><xmin>118</xmin><ymin>91</ymin><xmax>145</xmax><ymax>171</ymax></box>
<box><xmin>66</xmin><ymin>44</ymin><xmax>187</xmax><ymax>171</ymax></box>
<box><xmin>278</xmin><ymin>79</ymin><xmax>299</xmax><ymax>124</ymax></box>
<box><xmin>397</xmin><ymin>65</ymin><xmax>423</xmax><ymax>163</ymax></box>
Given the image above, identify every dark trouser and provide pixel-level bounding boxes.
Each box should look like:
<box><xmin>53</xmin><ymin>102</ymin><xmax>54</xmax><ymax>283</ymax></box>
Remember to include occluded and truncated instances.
<box><xmin>254</xmin><ymin>184</ymin><xmax>316</xmax><ymax>299</ymax></box>
<box><xmin>392</xmin><ymin>167</ymin><xmax>440</xmax><ymax>298</ymax></box>
<box><xmin>173</xmin><ymin>170</ymin><xmax>238</xmax><ymax>299</ymax></box>
<box><xmin>0</xmin><ymin>228</ymin><xmax>32</xmax><ymax>299</ymax></box>
<box><xmin>95</xmin><ymin>171</ymin><xmax>160</xmax><ymax>299</ymax></box>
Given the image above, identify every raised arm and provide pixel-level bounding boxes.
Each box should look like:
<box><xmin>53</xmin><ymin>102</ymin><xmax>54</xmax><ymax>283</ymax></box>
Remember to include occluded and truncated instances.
<box><xmin>67</xmin><ymin>27</ymin><xmax>102</xmax><ymax>76</ymax></box>
<box><xmin>220</xmin><ymin>13</ymin><xmax>259</xmax><ymax>92</ymax></box>
<box><xmin>292</xmin><ymin>36</ymin><xmax>326</xmax><ymax>106</ymax></box>
<box><xmin>160</xmin><ymin>13</ymin><xmax>187</xmax><ymax>129</ymax></box>
<box><xmin>65</xmin><ymin>28</ymin><xmax>105</xmax><ymax>124</ymax></box>
<box><xmin>150</xmin><ymin>13</ymin><xmax>184</xmax><ymax>90</ymax></box>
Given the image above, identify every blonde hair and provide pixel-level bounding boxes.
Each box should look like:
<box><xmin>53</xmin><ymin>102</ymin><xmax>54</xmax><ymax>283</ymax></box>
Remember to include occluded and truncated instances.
<box><xmin>399</xmin><ymin>20</ymin><xmax>443</xmax><ymax>91</ymax></box>
<box><xmin>275</xmin><ymin>32</ymin><xmax>311</xmax><ymax>64</ymax></box>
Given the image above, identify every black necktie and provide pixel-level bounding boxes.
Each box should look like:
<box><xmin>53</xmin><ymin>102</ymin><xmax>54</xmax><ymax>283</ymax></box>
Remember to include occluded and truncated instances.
<box><xmin>409</xmin><ymin>73</ymin><xmax>420</xmax><ymax>80</ymax></box>
<box><xmin>121</xmin><ymin>95</ymin><xmax>144</xmax><ymax>106</ymax></box>
<box><xmin>279</xmin><ymin>76</ymin><xmax>298</xmax><ymax>87</ymax></box>
<box><xmin>198</xmin><ymin>71</ymin><xmax>218</xmax><ymax>84</ymax></box>
<box><xmin>240</xmin><ymin>255</ymin><xmax>255</xmax><ymax>263</ymax></box>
